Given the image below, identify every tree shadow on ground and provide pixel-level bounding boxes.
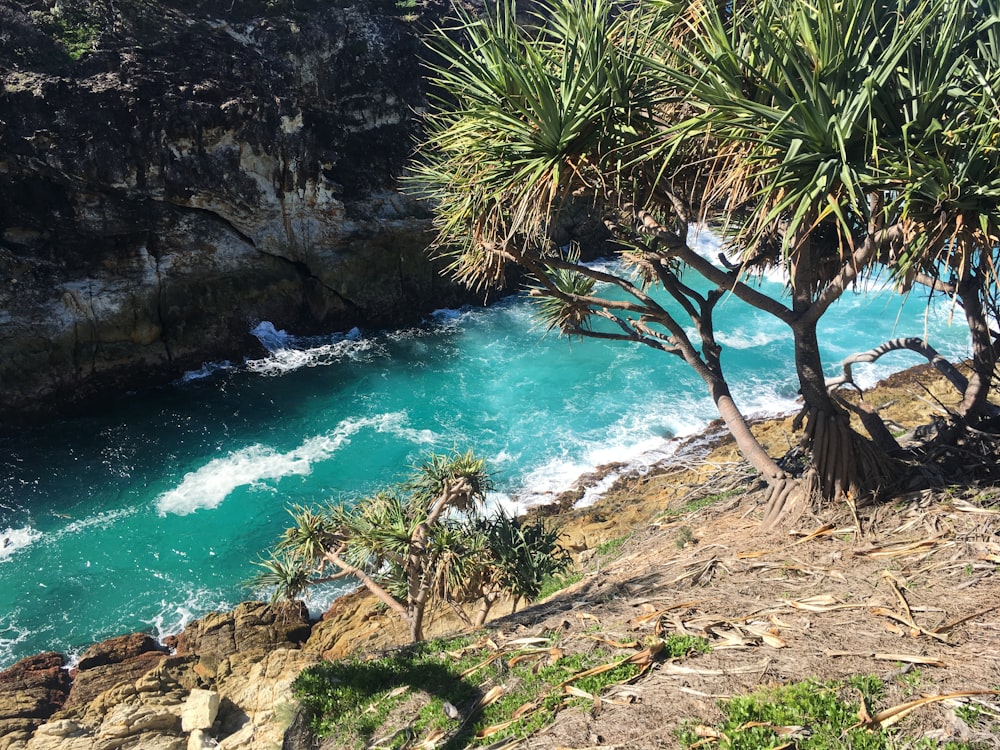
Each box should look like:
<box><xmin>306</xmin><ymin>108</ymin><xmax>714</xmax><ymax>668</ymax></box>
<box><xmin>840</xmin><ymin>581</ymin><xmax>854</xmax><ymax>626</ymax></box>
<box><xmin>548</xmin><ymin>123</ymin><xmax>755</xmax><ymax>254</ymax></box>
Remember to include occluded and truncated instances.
<box><xmin>294</xmin><ymin>649</ymin><xmax>487</xmax><ymax>750</ymax></box>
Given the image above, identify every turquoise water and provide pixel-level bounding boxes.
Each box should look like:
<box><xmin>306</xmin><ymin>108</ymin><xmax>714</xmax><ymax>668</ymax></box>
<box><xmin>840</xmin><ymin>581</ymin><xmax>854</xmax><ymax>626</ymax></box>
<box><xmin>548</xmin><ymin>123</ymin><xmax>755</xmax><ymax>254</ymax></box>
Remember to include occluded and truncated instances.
<box><xmin>0</xmin><ymin>231</ymin><xmax>972</xmax><ymax>668</ymax></box>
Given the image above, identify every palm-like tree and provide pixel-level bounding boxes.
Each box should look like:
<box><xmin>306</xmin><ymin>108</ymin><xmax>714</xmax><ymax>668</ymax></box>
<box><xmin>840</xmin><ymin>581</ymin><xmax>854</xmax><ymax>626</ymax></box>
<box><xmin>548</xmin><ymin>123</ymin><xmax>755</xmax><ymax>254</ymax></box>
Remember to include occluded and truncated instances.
<box><xmin>411</xmin><ymin>0</ymin><xmax>1000</xmax><ymax>524</ymax></box>
<box><xmin>254</xmin><ymin>450</ymin><xmax>501</xmax><ymax>641</ymax></box>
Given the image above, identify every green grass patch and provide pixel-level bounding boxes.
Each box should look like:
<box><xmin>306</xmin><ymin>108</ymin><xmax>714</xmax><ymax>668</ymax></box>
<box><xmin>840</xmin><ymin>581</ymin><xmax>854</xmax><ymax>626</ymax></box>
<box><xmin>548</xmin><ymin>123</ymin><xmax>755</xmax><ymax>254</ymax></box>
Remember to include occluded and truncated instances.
<box><xmin>35</xmin><ymin>8</ymin><xmax>99</xmax><ymax>60</ymax></box>
<box><xmin>536</xmin><ymin>569</ymin><xmax>583</xmax><ymax>600</ymax></box>
<box><xmin>662</xmin><ymin>633</ymin><xmax>711</xmax><ymax>658</ymax></box>
<box><xmin>654</xmin><ymin>488</ymin><xmax>746</xmax><ymax>527</ymax></box>
<box><xmin>293</xmin><ymin>632</ymin><xmax>674</xmax><ymax>748</ymax></box>
<box><xmin>678</xmin><ymin>677</ymin><xmax>984</xmax><ymax>750</ymax></box>
<box><xmin>594</xmin><ymin>534</ymin><xmax>630</xmax><ymax>556</ymax></box>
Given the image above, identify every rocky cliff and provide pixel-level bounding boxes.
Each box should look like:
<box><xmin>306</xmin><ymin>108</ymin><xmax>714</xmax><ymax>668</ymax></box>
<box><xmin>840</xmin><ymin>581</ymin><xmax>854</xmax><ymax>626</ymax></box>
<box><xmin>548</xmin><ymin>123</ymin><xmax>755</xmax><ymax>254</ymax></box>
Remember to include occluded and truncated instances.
<box><xmin>0</xmin><ymin>0</ymin><xmax>472</xmax><ymax>422</ymax></box>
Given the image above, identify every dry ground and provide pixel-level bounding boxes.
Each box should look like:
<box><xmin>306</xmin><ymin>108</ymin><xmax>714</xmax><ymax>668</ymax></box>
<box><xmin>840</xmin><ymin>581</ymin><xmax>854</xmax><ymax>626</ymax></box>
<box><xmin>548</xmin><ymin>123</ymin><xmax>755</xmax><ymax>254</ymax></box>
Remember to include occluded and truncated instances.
<box><xmin>494</xmin><ymin>476</ymin><xmax>1000</xmax><ymax>748</ymax></box>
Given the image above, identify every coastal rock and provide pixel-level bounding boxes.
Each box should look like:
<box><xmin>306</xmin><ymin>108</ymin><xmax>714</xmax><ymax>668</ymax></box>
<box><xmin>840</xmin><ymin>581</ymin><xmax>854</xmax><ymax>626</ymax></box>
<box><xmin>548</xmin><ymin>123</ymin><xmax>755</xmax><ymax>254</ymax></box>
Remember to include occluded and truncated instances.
<box><xmin>171</xmin><ymin>600</ymin><xmax>311</xmax><ymax>666</ymax></box>
<box><xmin>212</xmin><ymin>648</ymin><xmax>318</xmax><ymax>749</ymax></box>
<box><xmin>0</xmin><ymin>653</ymin><xmax>70</xmax><ymax>749</ymax></box>
<box><xmin>63</xmin><ymin>648</ymin><xmax>170</xmax><ymax>711</ymax></box>
<box><xmin>0</xmin><ymin>0</ymin><xmax>475</xmax><ymax>422</ymax></box>
<box><xmin>74</xmin><ymin>633</ymin><xmax>169</xmax><ymax>672</ymax></box>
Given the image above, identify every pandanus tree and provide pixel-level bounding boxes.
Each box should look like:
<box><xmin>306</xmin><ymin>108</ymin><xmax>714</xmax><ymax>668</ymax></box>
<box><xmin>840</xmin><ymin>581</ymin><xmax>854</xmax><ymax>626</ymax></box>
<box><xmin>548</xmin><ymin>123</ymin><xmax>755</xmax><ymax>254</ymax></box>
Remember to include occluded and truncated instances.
<box><xmin>409</xmin><ymin>0</ymin><xmax>1000</xmax><ymax>524</ymax></box>
<box><xmin>253</xmin><ymin>450</ymin><xmax>569</xmax><ymax>641</ymax></box>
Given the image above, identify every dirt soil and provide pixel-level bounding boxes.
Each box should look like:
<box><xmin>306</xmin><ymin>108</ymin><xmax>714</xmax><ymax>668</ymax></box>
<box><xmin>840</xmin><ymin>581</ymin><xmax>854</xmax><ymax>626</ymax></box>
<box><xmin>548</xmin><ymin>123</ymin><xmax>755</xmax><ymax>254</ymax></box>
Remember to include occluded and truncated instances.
<box><xmin>318</xmin><ymin>365</ymin><xmax>1000</xmax><ymax>748</ymax></box>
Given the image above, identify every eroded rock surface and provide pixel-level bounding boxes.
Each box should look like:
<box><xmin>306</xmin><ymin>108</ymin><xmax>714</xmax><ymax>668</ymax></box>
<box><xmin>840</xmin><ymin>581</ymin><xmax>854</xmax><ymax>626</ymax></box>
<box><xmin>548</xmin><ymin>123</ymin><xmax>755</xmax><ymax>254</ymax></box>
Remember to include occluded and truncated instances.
<box><xmin>0</xmin><ymin>0</ymin><xmax>470</xmax><ymax>421</ymax></box>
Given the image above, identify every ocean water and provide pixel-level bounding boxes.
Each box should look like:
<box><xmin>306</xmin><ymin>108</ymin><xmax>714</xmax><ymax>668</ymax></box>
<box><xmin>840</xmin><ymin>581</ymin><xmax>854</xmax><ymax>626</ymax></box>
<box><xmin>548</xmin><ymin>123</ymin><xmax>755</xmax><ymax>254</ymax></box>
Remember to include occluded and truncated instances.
<box><xmin>0</xmin><ymin>231</ymin><xmax>973</xmax><ymax>669</ymax></box>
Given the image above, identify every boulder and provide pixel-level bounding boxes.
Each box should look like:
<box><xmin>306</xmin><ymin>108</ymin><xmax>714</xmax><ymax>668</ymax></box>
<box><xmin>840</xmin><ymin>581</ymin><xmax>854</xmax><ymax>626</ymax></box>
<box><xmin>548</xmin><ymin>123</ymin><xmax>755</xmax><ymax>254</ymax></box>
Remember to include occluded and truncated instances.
<box><xmin>179</xmin><ymin>689</ymin><xmax>219</xmax><ymax>732</ymax></box>
<box><xmin>74</xmin><ymin>633</ymin><xmax>169</xmax><ymax>672</ymax></box>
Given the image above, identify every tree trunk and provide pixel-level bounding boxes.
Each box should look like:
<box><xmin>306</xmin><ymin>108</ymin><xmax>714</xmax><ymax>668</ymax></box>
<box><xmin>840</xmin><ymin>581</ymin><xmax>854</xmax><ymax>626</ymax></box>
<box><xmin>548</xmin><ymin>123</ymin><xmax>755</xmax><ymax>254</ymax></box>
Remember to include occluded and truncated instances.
<box><xmin>957</xmin><ymin>270</ymin><xmax>998</xmax><ymax>421</ymax></box>
<box><xmin>790</xmin><ymin>318</ymin><xmax>894</xmax><ymax>506</ymax></box>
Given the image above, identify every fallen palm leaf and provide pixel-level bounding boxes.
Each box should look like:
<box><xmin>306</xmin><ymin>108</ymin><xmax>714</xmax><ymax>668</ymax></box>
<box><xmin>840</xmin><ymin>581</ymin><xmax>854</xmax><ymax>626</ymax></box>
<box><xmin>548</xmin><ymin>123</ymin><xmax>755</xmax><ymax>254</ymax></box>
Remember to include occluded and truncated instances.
<box><xmin>932</xmin><ymin>605</ymin><xmax>998</xmax><ymax>634</ymax></box>
<box><xmin>870</xmin><ymin>607</ymin><xmax>951</xmax><ymax>643</ymax></box>
<box><xmin>744</xmin><ymin>624</ymin><xmax>787</xmax><ymax>648</ymax></box>
<box><xmin>563</xmin><ymin>684</ymin><xmax>598</xmax><ymax>701</ymax></box>
<box><xmin>704</xmin><ymin>625</ymin><xmax>757</xmax><ymax>649</ymax></box>
<box><xmin>948</xmin><ymin>499</ymin><xmax>1000</xmax><ymax>514</ymax></box>
<box><xmin>416</xmin><ymin>727</ymin><xmax>446</xmax><ymax>749</ymax></box>
<box><xmin>511</xmin><ymin>700</ymin><xmax>540</xmax><ymax>720</ymax></box>
<box><xmin>693</xmin><ymin>724</ymin><xmax>725</xmax><ymax>739</ymax></box>
<box><xmin>854</xmin><ymin>536</ymin><xmax>947</xmax><ymax>558</ymax></box>
<box><xmin>627</xmin><ymin>600</ymin><xmax>704</xmax><ymax>627</ymax></box>
<box><xmin>503</xmin><ymin>637</ymin><xmax>551</xmax><ymax>647</ymax></box>
<box><xmin>460</xmin><ymin>652</ymin><xmax>503</xmax><ymax>678</ymax></box>
<box><xmin>739</xmin><ymin>525</ymin><xmax>850</xmax><ymax>559</ymax></box>
<box><xmin>824</xmin><ymin>650</ymin><xmax>946</xmax><ymax>666</ymax></box>
<box><xmin>479</xmin><ymin>739</ymin><xmax>523</xmax><ymax>750</ymax></box>
<box><xmin>507</xmin><ymin>647</ymin><xmax>562</xmax><ymax>668</ymax></box>
<box><xmin>860</xmin><ymin>690</ymin><xmax>1000</xmax><ymax>729</ymax></box>
<box><xmin>469</xmin><ymin>685</ymin><xmax>505</xmax><ymax>715</ymax></box>
<box><xmin>784</xmin><ymin>594</ymin><xmax>867</xmax><ymax>612</ymax></box>
<box><xmin>660</xmin><ymin>659</ymin><xmax>770</xmax><ymax>677</ymax></box>
<box><xmin>581</xmin><ymin>635</ymin><xmax>639</xmax><ymax>649</ymax></box>
<box><xmin>881</xmin><ymin>571</ymin><xmax>919</xmax><ymax>629</ymax></box>
<box><xmin>560</xmin><ymin>642</ymin><xmax>664</xmax><ymax>686</ymax></box>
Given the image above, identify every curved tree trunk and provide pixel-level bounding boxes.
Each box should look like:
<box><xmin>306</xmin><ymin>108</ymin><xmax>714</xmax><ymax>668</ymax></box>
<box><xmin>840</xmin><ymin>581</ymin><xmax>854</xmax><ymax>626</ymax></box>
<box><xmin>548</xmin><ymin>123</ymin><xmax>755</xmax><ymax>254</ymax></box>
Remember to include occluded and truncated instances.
<box><xmin>957</xmin><ymin>269</ymin><xmax>999</xmax><ymax>421</ymax></box>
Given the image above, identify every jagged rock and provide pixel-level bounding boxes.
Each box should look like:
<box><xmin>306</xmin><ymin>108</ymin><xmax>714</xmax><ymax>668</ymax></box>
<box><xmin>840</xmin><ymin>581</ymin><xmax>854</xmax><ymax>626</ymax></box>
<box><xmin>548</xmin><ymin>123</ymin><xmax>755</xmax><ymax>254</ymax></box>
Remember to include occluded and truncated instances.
<box><xmin>0</xmin><ymin>652</ymin><xmax>71</xmax><ymax>747</ymax></box>
<box><xmin>0</xmin><ymin>0</ymin><xmax>478</xmax><ymax>422</ymax></box>
<box><xmin>74</xmin><ymin>633</ymin><xmax>169</xmax><ymax>672</ymax></box>
<box><xmin>179</xmin><ymin>689</ymin><xmax>219</xmax><ymax>732</ymax></box>
<box><xmin>64</xmin><ymin>652</ymin><xmax>168</xmax><ymax>712</ymax></box>
<box><xmin>171</xmin><ymin>601</ymin><xmax>311</xmax><ymax>668</ymax></box>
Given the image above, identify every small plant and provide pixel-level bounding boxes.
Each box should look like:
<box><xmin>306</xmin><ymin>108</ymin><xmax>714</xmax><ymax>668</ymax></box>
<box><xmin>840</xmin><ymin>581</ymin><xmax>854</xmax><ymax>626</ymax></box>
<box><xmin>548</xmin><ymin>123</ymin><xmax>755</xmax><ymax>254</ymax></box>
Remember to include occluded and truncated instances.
<box><xmin>536</xmin><ymin>570</ymin><xmax>583</xmax><ymax>599</ymax></box>
<box><xmin>896</xmin><ymin>666</ymin><xmax>924</xmax><ymax>690</ymax></box>
<box><xmin>594</xmin><ymin>534</ymin><xmax>629</xmax><ymax>557</ymax></box>
<box><xmin>679</xmin><ymin>679</ymin><xmax>883</xmax><ymax>749</ymax></box>
<box><xmin>675</xmin><ymin>526</ymin><xmax>695</xmax><ymax>548</ymax></box>
<box><xmin>677</xmin><ymin>677</ymin><xmax>987</xmax><ymax>750</ymax></box>
<box><xmin>34</xmin><ymin>7</ymin><xmax>99</xmax><ymax>60</ymax></box>
<box><xmin>662</xmin><ymin>633</ymin><xmax>711</xmax><ymax>658</ymax></box>
<box><xmin>252</xmin><ymin>450</ymin><xmax>571</xmax><ymax>642</ymax></box>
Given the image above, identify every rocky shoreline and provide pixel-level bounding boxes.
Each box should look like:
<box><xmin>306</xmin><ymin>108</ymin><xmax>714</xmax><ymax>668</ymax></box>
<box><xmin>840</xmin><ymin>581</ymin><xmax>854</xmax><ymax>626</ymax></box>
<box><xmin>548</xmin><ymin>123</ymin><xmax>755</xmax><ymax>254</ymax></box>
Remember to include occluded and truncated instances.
<box><xmin>0</xmin><ymin>595</ymin><xmax>391</xmax><ymax>750</ymax></box>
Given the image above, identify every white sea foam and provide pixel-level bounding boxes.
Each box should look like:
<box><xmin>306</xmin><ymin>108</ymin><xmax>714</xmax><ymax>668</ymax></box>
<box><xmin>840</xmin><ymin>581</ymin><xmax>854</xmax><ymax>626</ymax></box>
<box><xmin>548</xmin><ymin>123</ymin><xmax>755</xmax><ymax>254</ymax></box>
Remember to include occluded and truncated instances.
<box><xmin>179</xmin><ymin>361</ymin><xmax>233</xmax><ymax>382</ymax></box>
<box><xmin>0</xmin><ymin>526</ymin><xmax>42</xmax><ymax>561</ymax></box>
<box><xmin>250</xmin><ymin>320</ymin><xmax>293</xmax><ymax>350</ymax></box>
<box><xmin>716</xmin><ymin>328</ymin><xmax>780</xmax><ymax>350</ymax></box>
<box><xmin>0</xmin><ymin>609</ymin><xmax>45</xmax><ymax>668</ymax></box>
<box><xmin>146</xmin><ymin>587</ymin><xmax>234</xmax><ymax>643</ymax></box>
<box><xmin>55</xmin><ymin>507</ymin><xmax>139</xmax><ymax>538</ymax></box>
<box><xmin>155</xmin><ymin>413</ymin><xmax>410</xmax><ymax>515</ymax></box>
<box><xmin>246</xmin><ymin>322</ymin><xmax>374</xmax><ymax>376</ymax></box>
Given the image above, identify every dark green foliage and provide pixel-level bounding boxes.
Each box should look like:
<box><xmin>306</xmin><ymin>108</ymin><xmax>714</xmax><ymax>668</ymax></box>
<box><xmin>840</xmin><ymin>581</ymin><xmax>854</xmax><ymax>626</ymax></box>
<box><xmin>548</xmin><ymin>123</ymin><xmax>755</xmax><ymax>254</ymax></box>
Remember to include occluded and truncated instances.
<box><xmin>481</xmin><ymin>512</ymin><xmax>572</xmax><ymax>604</ymax></box>
<box><xmin>678</xmin><ymin>677</ymin><xmax>982</xmax><ymax>750</ymax></box>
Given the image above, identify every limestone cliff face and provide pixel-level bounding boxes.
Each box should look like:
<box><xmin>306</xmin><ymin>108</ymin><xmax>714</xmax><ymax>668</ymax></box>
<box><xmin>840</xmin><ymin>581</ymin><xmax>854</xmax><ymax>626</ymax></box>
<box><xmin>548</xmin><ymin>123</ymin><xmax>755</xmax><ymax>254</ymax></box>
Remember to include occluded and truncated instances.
<box><xmin>0</xmin><ymin>0</ymin><xmax>468</xmax><ymax>422</ymax></box>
